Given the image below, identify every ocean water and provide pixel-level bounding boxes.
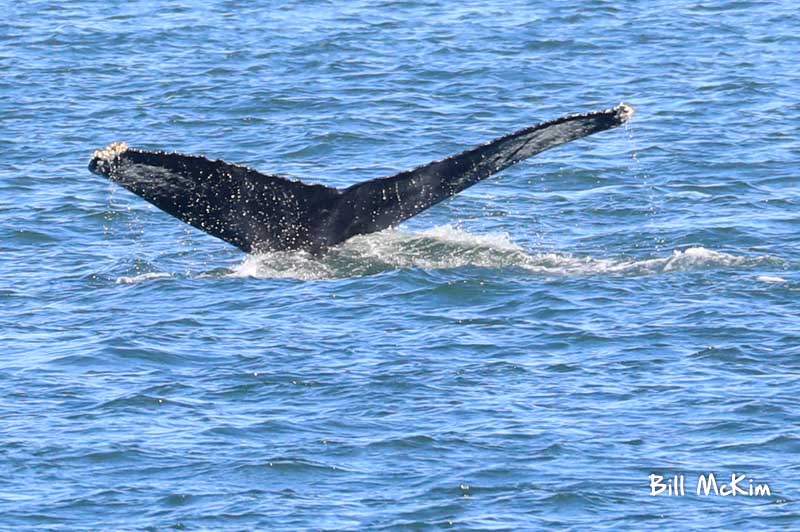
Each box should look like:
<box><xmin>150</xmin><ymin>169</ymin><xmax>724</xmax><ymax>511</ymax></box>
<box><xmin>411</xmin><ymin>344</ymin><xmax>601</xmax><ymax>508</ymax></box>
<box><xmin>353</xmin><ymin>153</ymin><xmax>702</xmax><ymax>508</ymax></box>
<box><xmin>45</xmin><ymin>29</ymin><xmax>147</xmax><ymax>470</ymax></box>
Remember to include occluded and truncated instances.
<box><xmin>1</xmin><ymin>0</ymin><xmax>799</xmax><ymax>529</ymax></box>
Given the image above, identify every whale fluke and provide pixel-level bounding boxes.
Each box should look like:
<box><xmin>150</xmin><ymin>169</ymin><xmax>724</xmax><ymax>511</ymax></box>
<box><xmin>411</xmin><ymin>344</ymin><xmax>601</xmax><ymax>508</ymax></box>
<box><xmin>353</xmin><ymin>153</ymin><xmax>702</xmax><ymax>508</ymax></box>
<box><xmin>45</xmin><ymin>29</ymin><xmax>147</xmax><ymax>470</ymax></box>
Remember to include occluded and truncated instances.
<box><xmin>89</xmin><ymin>103</ymin><xmax>633</xmax><ymax>253</ymax></box>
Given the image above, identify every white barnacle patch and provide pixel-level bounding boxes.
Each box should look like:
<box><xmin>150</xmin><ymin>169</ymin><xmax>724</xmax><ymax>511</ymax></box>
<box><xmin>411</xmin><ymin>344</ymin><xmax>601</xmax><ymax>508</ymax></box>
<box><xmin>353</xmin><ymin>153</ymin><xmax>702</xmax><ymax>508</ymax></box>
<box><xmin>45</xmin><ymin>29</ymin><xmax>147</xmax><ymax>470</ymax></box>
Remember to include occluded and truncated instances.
<box><xmin>90</xmin><ymin>141</ymin><xmax>130</xmax><ymax>178</ymax></box>
<box><xmin>615</xmin><ymin>102</ymin><xmax>635</xmax><ymax>123</ymax></box>
<box><xmin>91</xmin><ymin>141</ymin><xmax>129</xmax><ymax>163</ymax></box>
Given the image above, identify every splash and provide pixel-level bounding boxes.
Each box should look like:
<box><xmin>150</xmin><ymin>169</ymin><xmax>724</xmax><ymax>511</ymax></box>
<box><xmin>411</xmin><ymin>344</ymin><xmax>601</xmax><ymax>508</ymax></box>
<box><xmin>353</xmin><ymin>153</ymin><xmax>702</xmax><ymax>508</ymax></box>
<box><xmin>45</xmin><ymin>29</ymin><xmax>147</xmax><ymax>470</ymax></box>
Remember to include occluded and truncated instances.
<box><xmin>228</xmin><ymin>225</ymin><xmax>774</xmax><ymax>280</ymax></box>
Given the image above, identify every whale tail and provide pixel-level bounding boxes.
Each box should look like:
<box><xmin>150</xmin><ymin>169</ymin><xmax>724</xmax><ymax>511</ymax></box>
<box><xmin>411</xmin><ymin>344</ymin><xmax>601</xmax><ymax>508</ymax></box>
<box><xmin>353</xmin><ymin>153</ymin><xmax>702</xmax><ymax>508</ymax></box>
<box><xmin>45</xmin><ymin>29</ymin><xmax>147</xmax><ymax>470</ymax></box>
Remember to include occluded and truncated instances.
<box><xmin>89</xmin><ymin>103</ymin><xmax>633</xmax><ymax>253</ymax></box>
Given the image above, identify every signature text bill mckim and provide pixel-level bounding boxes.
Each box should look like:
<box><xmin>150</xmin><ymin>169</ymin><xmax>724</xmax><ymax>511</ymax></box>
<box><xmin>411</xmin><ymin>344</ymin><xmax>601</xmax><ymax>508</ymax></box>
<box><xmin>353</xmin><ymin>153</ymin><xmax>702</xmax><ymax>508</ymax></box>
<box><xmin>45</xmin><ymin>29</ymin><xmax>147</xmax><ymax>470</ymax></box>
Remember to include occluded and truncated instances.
<box><xmin>649</xmin><ymin>473</ymin><xmax>771</xmax><ymax>497</ymax></box>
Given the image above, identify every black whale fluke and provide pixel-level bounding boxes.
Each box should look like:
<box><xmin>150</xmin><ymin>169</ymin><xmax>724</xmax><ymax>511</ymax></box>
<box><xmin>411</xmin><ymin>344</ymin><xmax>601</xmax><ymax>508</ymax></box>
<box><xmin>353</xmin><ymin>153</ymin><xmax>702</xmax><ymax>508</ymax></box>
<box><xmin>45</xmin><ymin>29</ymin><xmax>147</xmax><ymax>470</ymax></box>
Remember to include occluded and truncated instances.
<box><xmin>89</xmin><ymin>103</ymin><xmax>634</xmax><ymax>254</ymax></box>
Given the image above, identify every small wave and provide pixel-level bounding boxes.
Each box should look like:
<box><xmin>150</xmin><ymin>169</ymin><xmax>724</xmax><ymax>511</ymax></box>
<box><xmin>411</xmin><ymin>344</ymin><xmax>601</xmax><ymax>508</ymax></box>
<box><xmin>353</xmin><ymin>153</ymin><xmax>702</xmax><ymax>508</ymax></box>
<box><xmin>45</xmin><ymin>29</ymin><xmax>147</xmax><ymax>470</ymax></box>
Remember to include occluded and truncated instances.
<box><xmin>116</xmin><ymin>272</ymin><xmax>172</xmax><ymax>284</ymax></box>
<box><xmin>756</xmin><ymin>275</ymin><xmax>787</xmax><ymax>284</ymax></box>
<box><xmin>228</xmin><ymin>225</ymin><xmax>774</xmax><ymax>280</ymax></box>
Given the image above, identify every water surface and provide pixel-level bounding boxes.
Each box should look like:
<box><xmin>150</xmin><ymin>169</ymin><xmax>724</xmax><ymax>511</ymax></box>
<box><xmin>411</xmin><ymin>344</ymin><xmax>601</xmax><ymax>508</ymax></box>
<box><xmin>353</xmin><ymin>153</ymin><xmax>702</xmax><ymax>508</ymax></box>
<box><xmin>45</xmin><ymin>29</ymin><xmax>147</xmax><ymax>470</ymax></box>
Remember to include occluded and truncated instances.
<box><xmin>1</xmin><ymin>0</ymin><xmax>799</xmax><ymax>529</ymax></box>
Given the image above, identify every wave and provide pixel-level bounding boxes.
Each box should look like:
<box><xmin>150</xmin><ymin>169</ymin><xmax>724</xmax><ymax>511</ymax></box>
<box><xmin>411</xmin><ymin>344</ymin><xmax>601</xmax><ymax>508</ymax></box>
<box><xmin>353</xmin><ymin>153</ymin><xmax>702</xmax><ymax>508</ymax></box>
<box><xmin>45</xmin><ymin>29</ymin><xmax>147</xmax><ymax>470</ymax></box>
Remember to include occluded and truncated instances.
<box><xmin>228</xmin><ymin>225</ymin><xmax>776</xmax><ymax>280</ymax></box>
<box><xmin>116</xmin><ymin>272</ymin><xmax>172</xmax><ymax>284</ymax></box>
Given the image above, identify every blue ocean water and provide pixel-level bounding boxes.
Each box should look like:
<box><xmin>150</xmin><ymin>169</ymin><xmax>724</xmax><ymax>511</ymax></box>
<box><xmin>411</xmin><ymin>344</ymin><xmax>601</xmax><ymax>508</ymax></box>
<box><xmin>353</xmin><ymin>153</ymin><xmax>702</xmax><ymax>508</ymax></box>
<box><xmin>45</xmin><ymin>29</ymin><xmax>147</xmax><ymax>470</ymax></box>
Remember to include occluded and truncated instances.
<box><xmin>1</xmin><ymin>0</ymin><xmax>799</xmax><ymax>529</ymax></box>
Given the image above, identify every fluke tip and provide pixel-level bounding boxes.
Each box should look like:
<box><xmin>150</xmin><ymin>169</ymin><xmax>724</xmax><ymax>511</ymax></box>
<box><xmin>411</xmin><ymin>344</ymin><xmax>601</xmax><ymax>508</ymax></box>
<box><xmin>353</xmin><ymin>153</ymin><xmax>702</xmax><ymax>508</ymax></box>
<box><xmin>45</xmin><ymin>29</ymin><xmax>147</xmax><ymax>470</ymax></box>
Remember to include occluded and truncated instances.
<box><xmin>615</xmin><ymin>102</ymin><xmax>634</xmax><ymax>123</ymax></box>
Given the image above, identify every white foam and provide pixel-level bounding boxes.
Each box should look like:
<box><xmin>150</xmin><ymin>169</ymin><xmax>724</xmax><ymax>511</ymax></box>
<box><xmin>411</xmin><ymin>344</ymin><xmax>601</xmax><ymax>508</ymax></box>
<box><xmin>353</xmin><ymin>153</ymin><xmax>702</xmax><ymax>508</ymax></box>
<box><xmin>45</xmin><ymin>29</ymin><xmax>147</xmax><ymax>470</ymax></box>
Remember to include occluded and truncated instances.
<box><xmin>226</xmin><ymin>225</ymin><xmax>773</xmax><ymax>280</ymax></box>
<box><xmin>116</xmin><ymin>272</ymin><xmax>172</xmax><ymax>284</ymax></box>
<box><xmin>229</xmin><ymin>251</ymin><xmax>335</xmax><ymax>281</ymax></box>
<box><xmin>756</xmin><ymin>275</ymin><xmax>787</xmax><ymax>283</ymax></box>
